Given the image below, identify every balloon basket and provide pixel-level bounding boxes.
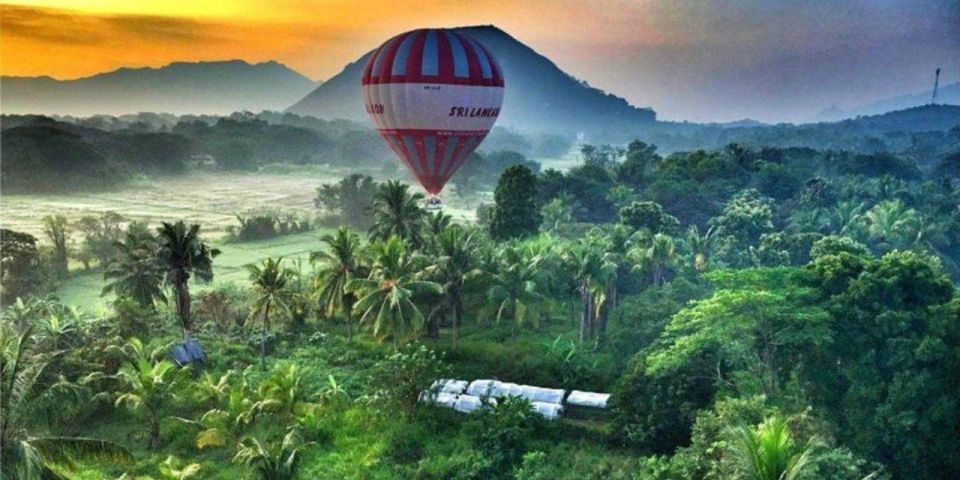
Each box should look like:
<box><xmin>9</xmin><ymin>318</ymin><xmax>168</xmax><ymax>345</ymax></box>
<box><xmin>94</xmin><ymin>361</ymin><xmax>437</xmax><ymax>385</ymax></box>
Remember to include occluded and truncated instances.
<box><xmin>425</xmin><ymin>196</ymin><xmax>443</xmax><ymax>210</ymax></box>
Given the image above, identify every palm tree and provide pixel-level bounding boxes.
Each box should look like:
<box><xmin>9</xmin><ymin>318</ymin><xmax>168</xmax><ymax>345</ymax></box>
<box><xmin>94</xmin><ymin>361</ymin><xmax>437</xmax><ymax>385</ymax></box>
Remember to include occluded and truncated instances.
<box><xmin>564</xmin><ymin>238</ymin><xmax>616</xmax><ymax>343</ymax></box>
<box><xmin>345</xmin><ymin>236</ymin><xmax>441</xmax><ymax>349</ymax></box>
<box><xmin>425</xmin><ymin>225</ymin><xmax>481</xmax><ymax>347</ymax></box>
<box><xmin>247</xmin><ymin>257</ymin><xmax>293</xmax><ymax>368</ymax></box>
<box><xmin>633</xmin><ymin>233</ymin><xmax>677</xmax><ymax>285</ymax></box>
<box><xmin>156</xmin><ymin>221</ymin><xmax>220</xmax><ymax>337</ymax></box>
<box><xmin>541</xmin><ymin>197</ymin><xmax>574</xmax><ymax>233</ymax></box>
<box><xmin>158</xmin><ymin>456</ymin><xmax>202</xmax><ymax>480</ymax></box>
<box><xmin>863</xmin><ymin>200</ymin><xmax>919</xmax><ymax>252</ymax></box>
<box><xmin>185</xmin><ymin>371</ymin><xmax>259</xmax><ymax>450</ymax></box>
<box><xmin>826</xmin><ymin>200</ymin><xmax>866</xmax><ymax>237</ymax></box>
<box><xmin>113</xmin><ymin>352</ymin><xmax>186</xmax><ymax>449</ymax></box>
<box><xmin>33</xmin><ymin>306</ymin><xmax>83</xmax><ymax>351</ymax></box>
<box><xmin>735</xmin><ymin>415</ymin><xmax>815</xmax><ymax>480</ymax></box>
<box><xmin>102</xmin><ymin>229</ymin><xmax>166</xmax><ymax>309</ymax></box>
<box><xmin>233</xmin><ymin>429</ymin><xmax>311</xmax><ymax>480</ymax></box>
<box><xmin>1</xmin><ymin>326</ymin><xmax>132</xmax><ymax>479</ymax></box>
<box><xmin>598</xmin><ymin>224</ymin><xmax>642</xmax><ymax>314</ymax></box>
<box><xmin>252</xmin><ymin>363</ymin><xmax>313</xmax><ymax>421</ymax></box>
<box><xmin>311</xmin><ymin>227</ymin><xmax>364</xmax><ymax>341</ymax></box>
<box><xmin>685</xmin><ymin>225</ymin><xmax>715</xmax><ymax>273</ymax></box>
<box><xmin>425</xmin><ymin>210</ymin><xmax>453</xmax><ymax>240</ymax></box>
<box><xmin>5</xmin><ymin>297</ymin><xmax>40</xmax><ymax>329</ymax></box>
<box><xmin>486</xmin><ymin>245</ymin><xmax>545</xmax><ymax>335</ymax></box>
<box><xmin>368</xmin><ymin>180</ymin><xmax>426</xmax><ymax>246</ymax></box>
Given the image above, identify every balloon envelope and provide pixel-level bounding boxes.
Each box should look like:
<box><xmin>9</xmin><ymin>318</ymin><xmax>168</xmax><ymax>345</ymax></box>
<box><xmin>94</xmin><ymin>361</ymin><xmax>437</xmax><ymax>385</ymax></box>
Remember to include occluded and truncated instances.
<box><xmin>361</xmin><ymin>29</ymin><xmax>505</xmax><ymax>195</ymax></box>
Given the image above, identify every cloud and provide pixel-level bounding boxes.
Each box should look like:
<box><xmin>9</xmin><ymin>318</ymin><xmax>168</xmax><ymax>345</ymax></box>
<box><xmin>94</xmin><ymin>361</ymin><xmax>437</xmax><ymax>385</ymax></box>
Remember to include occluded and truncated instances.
<box><xmin>0</xmin><ymin>5</ymin><xmax>226</xmax><ymax>46</ymax></box>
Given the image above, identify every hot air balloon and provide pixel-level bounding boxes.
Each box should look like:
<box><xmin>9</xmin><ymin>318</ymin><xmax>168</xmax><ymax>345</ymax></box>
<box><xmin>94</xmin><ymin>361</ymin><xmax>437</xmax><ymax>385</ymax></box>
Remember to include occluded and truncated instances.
<box><xmin>361</xmin><ymin>28</ymin><xmax>505</xmax><ymax>208</ymax></box>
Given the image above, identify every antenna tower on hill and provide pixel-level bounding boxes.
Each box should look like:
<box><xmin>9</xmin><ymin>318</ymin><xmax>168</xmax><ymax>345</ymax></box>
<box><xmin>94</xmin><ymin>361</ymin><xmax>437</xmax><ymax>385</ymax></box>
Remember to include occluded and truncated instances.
<box><xmin>931</xmin><ymin>67</ymin><xmax>941</xmax><ymax>105</ymax></box>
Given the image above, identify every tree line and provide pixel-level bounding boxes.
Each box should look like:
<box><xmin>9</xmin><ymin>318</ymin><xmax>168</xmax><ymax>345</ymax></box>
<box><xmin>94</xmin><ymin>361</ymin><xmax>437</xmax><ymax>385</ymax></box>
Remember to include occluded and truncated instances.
<box><xmin>2</xmin><ymin>137</ymin><xmax>958</xmax><ymax>478</ymax></box>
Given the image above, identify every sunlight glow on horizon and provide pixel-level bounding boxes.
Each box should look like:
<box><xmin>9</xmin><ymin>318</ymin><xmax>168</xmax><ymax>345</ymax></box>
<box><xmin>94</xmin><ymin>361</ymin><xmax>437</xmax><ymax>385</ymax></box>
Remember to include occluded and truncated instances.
<box><xmin>2</xmin><ymin>0</ymin><xmax>955</xmax><ymax>122</ymax></box>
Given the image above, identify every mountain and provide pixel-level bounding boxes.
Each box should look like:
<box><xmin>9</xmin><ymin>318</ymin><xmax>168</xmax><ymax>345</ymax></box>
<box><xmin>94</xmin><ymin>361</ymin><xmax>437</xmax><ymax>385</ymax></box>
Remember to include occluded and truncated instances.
<box><xmin>815</xmin><ymin>81</ymin><xmax>960</xmax><ymax>121</ymax></box>
<box><xmin>835</xmin><ymin>104</ymin><xmax>960</xmax><ymax>132</ymax></box>
<box><xmin>287</xmin><ymin>25</ymin><xmax>656</xmax><ymax>139</ymax></box>
<box><xmin>1</xmin><ymin>60</ymin><xmax>318</xmax><ymax>116</ymax></box>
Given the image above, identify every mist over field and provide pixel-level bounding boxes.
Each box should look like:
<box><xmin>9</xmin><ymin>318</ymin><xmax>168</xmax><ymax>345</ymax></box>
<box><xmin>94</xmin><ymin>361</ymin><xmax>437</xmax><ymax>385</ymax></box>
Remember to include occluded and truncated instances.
<box><xmin>1</xmin><ymin>2</ymin><xmax>959</xmax><ymax>480</ymax></box>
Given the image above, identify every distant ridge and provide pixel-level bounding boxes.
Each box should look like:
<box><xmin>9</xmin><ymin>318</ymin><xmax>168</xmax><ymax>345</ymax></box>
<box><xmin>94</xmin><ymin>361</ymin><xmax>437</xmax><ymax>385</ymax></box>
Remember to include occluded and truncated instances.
<box><xmin>1</xmin><ymin>60</ymin><xmax>318</xmax><ymax>116</ymax></box>
<box><xmin>815</xmin><ymin>81</ymin><xmax>960</xmax><ymax>121</ymax></box>
<box><xmin>831</xmin><ymin>104</ymin><xmax>960</xmax><ymax>132</ymax></box>
<box><xmin>287</xmin><ymin>25</ymin><xmax>656</xmax><ymax>139</ymax></box>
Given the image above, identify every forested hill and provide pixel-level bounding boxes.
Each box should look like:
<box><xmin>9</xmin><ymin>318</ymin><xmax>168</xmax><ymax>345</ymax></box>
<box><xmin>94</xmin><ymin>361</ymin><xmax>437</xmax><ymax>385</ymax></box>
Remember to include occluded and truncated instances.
<box><xmin>286</xmin><ymin>25</ymin><xmax>657</xmax><ymax>138</ymax></box>
<box><xmin>645</xmin><ymin>104</ymin><xmax>960</xmax><ymax>153</ymax></box>
<box><xmin>836</xmin><ymin>104</ymin><xmax>960</xmax><ymax>132</ymax></box>
<box><xmin>1</xmin><ymin>60</ymin><xmax>318</xmax><ymax>116</ymax></box>
<box><xmin>816</xmin><ymin>81</ymin><xmax>960</xmax><ymax>121</ymax></box>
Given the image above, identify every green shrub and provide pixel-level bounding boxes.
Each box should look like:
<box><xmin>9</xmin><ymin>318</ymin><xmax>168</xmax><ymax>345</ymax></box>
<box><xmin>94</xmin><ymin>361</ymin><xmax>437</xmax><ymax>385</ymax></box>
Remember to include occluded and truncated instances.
<box><xmin>465</xmin><ymin>396</ymin><xmax>539</xmax><ymax>474</ymax></box>
<box><xmin>414</xmin><ymin>450</ymin><xmax>494</xmax><ymax>480</ymax></box>
<box><xmin>386</xmin><ymin>426</ymin><xmax>425</xmax><ymax>464</ymax></box>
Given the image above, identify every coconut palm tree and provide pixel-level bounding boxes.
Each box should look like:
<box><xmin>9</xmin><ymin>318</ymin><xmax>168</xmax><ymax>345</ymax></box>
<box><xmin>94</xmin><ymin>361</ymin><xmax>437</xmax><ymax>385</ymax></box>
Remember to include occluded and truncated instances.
<box><xmin>685</xmin><ymin>225</ymin><xmax>715</xmax><ymax>274</ymax></box>
<box><xmin>564</xmin><ymin>238</ymin><xmax>616</xmax><ymax>343</ymax></box>
<box><xmin>346</xmin><ymin>236</ymin><xmax>440</xmax><ymax>348</ymax></box>
<box><xmin>156</xmin><ymin>221</ymin><xmax>220</xmax><ymax>337</ymax></box>
<box><xmin>633</xmin><ymin>233</ymin><xmax>677</xmax><ymax>285</ymax></box>
<box><xmin>425</xmin><ymin>225</ymin><xmax>482</xmax><ymax>347</ymax></box>
<box><xmin>113</xmin><ymin>350</ymin><xmax>187</xmax><ymax>449</ymax></box>
<box><xmin>735</xmin><ymin>415</ymin><xmax>815</xmax><ymax>480</ymax></box>
<box><xmin>233</xmin><ymin>429</ymin><xmax>311</xmax><ymax>480</ymax></box>
<box><xmin>311</xmin><ymin>227</ymin><xmax>364</xmax><ymax>341</ymax></box>
<box><xmin>425</xmin><ymin>210</ymin><xmax>453</xmax><ymax>240</ymax></box>
<box><xmin>4</xmin><ymin>297</ymin><xmax>40</xmax><ymax>329</ymax></box>
<box><xmin>368</xmin><ymin>180</ymin><xmax>426</xmax><ymax>246</ymax></box>
<box><xmin>251</xmin><ymin>363</ymin><xmax>313</xmax><ymax>421</ymax></box>
<box><xmin>33</xmin><ymin>306</ymin><xmax>83</xmax><ymax>351</ymax></box>
<box><xmin>1</xmin><ymin>326</ymin><xmax>132</xmax><ymax>479</ymax></box>
<box><xmin>862</xmin><ymin>199</ymin><xmax>919</xmax><ymax>252</ymax></box>
<box><xmin>486</xmin><ymin>244</ymin><xmax>545</xmax><ymax>335</ymax></box>
<box><xmin>158</xmin><ymin>456</ymin><xmax>202</xmax><ymax>480</ymax></box>
<box><xmin>541</xmin><ymin>197</ymin><xmax>574</xmax><ymax>233</ymax></box>
<box><xmin>826</xmin><ymin>200</ymin><xmax>866</xmax><ymax>237</ymax></box>
<box><xmin>247</xmin><ymin>257</ymin><xmax>293</xmax><ymax>368</ymax></box>
<box><xmin>181</xmin><ymin>370</ymin><xmax>259</xmax><ymax>450</ymax></box>
<box><xmin>103</xmin><ymin>229</ymin><xmax>166</xmax><ymax>309</ymax></box>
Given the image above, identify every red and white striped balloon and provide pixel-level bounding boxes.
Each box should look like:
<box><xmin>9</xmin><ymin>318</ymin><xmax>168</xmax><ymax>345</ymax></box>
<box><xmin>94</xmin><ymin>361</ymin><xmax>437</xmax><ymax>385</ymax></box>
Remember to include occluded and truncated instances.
<box><xmin>361</xmin><ymin>28</ymin><xmax>505</xmax><ymax>195</ymax></box>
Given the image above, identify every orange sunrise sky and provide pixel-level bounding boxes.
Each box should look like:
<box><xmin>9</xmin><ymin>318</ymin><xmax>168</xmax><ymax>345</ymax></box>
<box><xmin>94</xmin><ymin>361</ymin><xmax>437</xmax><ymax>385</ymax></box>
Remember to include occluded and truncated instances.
<box><xmin>2</xmin><ymin>0</ymin><xmax>957</xmax><ymax>122</ymax></box>
<box><xmin>1</xmin><ymin>0</ymin><xmax>657</xmax><ymax>81</ymax></box>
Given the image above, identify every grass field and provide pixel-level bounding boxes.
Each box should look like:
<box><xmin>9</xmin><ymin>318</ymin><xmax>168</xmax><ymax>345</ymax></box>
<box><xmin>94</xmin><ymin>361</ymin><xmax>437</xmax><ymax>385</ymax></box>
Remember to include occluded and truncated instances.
<box><xmin>2</xmin><ymin>156</ymin><xmax>578</xmax><ymax>312</ymax></box>
<box><xmin>1</xmin><ymin>168</ymin><xmax>487</xmax><ymax>241</ymax></box>
<box><xmin>53</xmin><ymin>230</ymin><xmax>332</xmax><ymax>313</ymax></box>
<box><xmin>2</xmin><ymin>168</ymin><xmax>487</xmax><ymax>312</ymax></box>
<box><xmin>1</xmin><ymin>170</ymin><xmax>342</xmax><ymax>240</ymax></box>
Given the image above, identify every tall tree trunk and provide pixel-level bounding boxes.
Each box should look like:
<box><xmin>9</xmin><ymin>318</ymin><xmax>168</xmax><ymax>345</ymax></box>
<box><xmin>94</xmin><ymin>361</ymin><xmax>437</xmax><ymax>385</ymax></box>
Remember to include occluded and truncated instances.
<box><xmin>579</xmin><ymin>283</ymin><xmax>592</xmax><ymax>343</ymax></box>
<box><xmin>343</xmin><ymin>296</ymin><xmax>354</xmax><ymax>342</ymax></box>
<box><xmin>610</xmin><ymin>278</ymin><xmax>619</xmax><ymax>311</ymax></box>
<box><xmin>260</xmin><ymin>301</ymin><xmax>271</xmax><ymax>370</ymax></box>
<box><xmin>426</xmin><ymin>310</ymin><xmax>440</xmax><ymax>339</ymax></box>
<box><xmin>175</xmin><ymin>280</ymin><xmax>191</xmax><ymax>339</ymax></box>
<box><xmin>148</xmin><ymin>417</ymin><xmax>161</xmax><ymax>449</ymax></box>
<box><xmin>452</xmin><ymin>288</ymin><xmax>462</xmax><ymax>349</ymax></box>
<box><xmin>596</xmin><ymin>302</ymin><xmax>609</xmax><ymax>349</ymax></box>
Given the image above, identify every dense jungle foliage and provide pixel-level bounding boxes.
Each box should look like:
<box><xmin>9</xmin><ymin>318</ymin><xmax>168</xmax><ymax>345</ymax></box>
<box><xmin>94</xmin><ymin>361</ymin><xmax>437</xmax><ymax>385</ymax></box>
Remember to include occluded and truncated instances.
<box><xmin>2</xmin><ymin>125</ymin><xmax>959</xmax><ymax>479</ymax></box>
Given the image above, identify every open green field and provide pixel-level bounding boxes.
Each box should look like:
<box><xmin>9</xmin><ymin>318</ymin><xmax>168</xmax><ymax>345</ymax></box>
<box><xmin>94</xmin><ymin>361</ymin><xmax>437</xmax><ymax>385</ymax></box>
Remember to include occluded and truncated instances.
<box><xmin>2</xmin><ymin>167</ymin><xmax>489</xmax><ymax>313</ymax></box>
<box><xmin>1</xmin><ymin>169</ymin><xmax>341</xmax><ymax>241</ymax></box>
<box><xmin>1</xmin><ymin>168</ymin><xmax>486</xmax><ymax>241</ymax></box>
<box><xmin>54</xmin><ymin>230</ymin><xmax>333</xmax><ymax>312</ymax></box>
<box><xmin>1</xmin><ymin>156</ymin><xmax>576</xmax><ymax>313</ymax></box>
